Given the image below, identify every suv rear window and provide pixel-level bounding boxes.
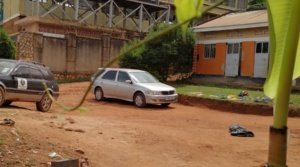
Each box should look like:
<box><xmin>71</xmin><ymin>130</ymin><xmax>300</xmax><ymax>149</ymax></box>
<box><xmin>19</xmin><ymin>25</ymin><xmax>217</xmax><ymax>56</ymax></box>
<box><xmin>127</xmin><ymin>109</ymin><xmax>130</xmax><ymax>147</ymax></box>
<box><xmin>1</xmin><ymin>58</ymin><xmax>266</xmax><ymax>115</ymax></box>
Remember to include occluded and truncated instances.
<box><xmin>0</xmin><ymin>61</ymin><xmax>16</xmax><ymax>75</ymax></box>
<box><xmin>30</xmin><ymin>68</ymin><xmax>44</xmax><ymax>79</ymax></box>
<box><xmin>102</xmin><ymin>70</ymin><xmax>117</xmax><ymax>81</ymax></box>
<box><xmin>40</xmin><ymin>68</ymin><xmax>54</xmax><ymax>80</ymax></box>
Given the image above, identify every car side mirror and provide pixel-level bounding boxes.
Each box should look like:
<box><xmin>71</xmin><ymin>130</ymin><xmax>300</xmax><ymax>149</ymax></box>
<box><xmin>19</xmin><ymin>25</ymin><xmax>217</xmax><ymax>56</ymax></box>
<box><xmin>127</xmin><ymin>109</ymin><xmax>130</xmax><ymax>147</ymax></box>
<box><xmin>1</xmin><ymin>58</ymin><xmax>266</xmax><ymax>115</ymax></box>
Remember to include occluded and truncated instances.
<box><xmin>125</xmin><ymin>80</ymin><xmax>132</xmax><ymax>84</ymax></box>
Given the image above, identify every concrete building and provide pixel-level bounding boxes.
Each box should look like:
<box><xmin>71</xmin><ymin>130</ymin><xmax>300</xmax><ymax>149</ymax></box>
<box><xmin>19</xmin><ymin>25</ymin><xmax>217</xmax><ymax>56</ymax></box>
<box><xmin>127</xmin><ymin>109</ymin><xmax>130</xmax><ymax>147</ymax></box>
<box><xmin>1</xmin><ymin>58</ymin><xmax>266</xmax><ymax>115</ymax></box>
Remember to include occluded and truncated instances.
<box><xmin>193</xmin><ymin>10</ymin><xmax>269</xmax><ymax>78</ymax></box>
<box><xmin>192</xmin><ymin>9</ymin><xmax>300</xmax><ymax>88</ymax></box>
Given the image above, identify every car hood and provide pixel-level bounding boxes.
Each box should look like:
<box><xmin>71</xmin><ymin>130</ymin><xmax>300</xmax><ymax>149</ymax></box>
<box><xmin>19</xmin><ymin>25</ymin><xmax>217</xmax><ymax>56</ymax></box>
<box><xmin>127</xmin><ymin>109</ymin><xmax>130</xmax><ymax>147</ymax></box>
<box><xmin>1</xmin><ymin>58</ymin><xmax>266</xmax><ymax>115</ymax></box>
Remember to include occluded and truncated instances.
<box><xmin>136</xmin><ymin>82</ymin><xmax>175</xmax><ymax>91</ymax></box>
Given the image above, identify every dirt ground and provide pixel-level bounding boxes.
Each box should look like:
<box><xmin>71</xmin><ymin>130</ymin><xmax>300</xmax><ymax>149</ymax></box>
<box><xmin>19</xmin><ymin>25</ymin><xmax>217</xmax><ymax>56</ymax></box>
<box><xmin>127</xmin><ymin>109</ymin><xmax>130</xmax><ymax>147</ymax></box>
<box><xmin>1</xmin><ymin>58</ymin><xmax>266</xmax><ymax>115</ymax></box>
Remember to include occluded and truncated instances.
<box><xmin>1</xmin><ymin>82</ymin><xmax>300</xmax><ymax>167</ymax></box>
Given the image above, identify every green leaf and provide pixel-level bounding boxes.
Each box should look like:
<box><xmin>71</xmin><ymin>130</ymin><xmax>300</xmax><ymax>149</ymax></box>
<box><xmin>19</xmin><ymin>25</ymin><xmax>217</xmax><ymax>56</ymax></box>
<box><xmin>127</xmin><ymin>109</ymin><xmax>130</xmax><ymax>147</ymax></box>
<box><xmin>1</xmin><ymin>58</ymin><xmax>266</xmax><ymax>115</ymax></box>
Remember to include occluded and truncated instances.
<box><xmin>263</xmin><ymin>0</ymin><xmax>300</xmax><ymax>98</ymax></box>
<box><xmin>293</xmin><ymin>36</ymin><xmax>300</xmax><ymax>80</ymax></box>
<box><xmin>174</xmin><ymin>0</ymin><xmax>203</xmax><ymax>39</ymax></box>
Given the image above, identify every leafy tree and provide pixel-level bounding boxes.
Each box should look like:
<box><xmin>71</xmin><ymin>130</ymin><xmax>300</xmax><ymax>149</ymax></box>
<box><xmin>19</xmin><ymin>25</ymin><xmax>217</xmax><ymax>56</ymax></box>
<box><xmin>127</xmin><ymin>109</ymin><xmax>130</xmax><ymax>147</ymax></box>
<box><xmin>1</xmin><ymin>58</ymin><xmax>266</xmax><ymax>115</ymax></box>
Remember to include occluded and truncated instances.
<box><xmin>119</xmin><ymin>23</ymin><xmax>195</xmax><ymax>81</ymax></box>
<box><xmin>0</xmin><ymin>28</ymin><xmax>16</xmax><ymax>59</ymax></box>
<box><xmin>119</xmin><ymin>39</ymin><xmax>144</xmax><ymax>70</ymax></box>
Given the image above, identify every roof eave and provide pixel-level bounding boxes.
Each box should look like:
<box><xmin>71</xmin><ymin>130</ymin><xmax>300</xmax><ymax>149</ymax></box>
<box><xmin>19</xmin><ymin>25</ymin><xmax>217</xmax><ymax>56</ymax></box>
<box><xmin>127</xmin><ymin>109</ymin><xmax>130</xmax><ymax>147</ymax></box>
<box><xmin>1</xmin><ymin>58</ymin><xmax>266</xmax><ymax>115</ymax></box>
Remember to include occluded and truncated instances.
<box><xmin>193</xmin><ymin>22</ymin><xmax>268</xmax><ymax>32</ymax></box>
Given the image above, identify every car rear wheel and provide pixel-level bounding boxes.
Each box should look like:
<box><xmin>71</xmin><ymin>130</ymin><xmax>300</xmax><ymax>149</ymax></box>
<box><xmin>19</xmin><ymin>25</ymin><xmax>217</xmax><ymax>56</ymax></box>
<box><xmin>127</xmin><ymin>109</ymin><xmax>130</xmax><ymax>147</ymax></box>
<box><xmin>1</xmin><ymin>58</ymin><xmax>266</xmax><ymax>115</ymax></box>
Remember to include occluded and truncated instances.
<box><xmin>94</xmin><ymin>87</ymin><xmax>104</xmax><ymax>101</ymax></box>
<box><xmin>36</xmin><ymin>94</ymin><xmax>52</xmax><ymax>112</ymax></box>
<box><xmin>134</xmin><ymin>92</ymin><xmax>146</xmax><ymax>107</ymax></box>
<box><xmin>0</xmin><ymin>87</ymin><xmax>5</xmax><ymax>107</ymax></box>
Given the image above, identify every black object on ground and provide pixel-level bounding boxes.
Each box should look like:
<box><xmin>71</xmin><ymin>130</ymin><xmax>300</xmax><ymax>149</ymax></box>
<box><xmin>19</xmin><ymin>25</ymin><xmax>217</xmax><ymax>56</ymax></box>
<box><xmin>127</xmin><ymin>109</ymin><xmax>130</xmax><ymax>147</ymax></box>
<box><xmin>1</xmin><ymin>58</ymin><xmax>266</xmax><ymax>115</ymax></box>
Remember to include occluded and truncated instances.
<box><xmin>238</xmin><ymin>90</ymin><xmax>248</xmax><ymax>97</ymax></box>
<box><xmin>0</xmin><ymin>118</ymin><xmax>15</xmax><ymax>126</ymax></box>
<box><xmin>229</xmin><ymin>124</ymin><xmax>254</xmax><ymax>137</ymax></box>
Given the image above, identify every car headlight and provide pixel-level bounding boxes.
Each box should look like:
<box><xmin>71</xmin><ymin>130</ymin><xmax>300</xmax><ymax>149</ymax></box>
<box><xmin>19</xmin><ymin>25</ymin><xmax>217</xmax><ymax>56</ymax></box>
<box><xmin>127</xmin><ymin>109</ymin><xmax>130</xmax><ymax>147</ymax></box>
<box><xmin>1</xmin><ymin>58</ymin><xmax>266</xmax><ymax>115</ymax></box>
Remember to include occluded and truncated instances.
<box><xmin>145</xmin><ymin>90</ymin><xmax>162</xmax><ymax>95</ymax></box>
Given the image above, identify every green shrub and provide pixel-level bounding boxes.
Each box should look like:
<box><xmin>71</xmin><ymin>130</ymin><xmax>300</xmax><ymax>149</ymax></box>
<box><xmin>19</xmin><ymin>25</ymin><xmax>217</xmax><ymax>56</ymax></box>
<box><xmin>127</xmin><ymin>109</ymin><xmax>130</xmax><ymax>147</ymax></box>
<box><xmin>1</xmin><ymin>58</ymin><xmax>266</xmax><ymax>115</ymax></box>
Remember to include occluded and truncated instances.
<box><xmin>119</xmin><ymin>23</ymin><xmax>195</xmax><ymax>81</ymax></box>
<box><xmin>0</xmin><ymin>28</ymin><xmax>16</xmax><ymax>59</ymax></box>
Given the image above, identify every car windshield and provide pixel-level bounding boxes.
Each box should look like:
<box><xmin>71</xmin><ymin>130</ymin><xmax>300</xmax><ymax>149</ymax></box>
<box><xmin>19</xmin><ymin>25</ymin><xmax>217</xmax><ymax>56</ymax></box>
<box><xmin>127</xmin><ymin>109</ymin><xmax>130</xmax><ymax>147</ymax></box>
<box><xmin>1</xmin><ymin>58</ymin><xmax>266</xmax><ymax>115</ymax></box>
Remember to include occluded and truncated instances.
<box><xmin>0</xmin><ymin>61</ymin><xmax>16</xmax><ymax>75</ymax></box>
<box><xmin>129</xmin><ymin>71</ymin><xmax>158</xmax><ymax>83</ymax></box>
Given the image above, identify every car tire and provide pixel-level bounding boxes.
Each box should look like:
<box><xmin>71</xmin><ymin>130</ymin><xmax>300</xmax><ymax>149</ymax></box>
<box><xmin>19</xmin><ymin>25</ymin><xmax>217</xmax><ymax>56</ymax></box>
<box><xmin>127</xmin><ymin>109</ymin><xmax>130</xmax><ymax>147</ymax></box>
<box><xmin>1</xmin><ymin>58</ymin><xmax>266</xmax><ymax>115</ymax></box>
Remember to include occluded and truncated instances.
<box><xmin>3</xmin><ymin>100</ymin><xmax>12</xmax><ymax>106</ymax></box>
<box><xmin>134</xmin><ymin>92</ymin><xmax>146</xmax><ymax>108</ymax></box>
<box><xmin>36</xmin><ymin>94</ymin><xmax>52</xmax><ymax>112</ymax></box>
<box><xmin>94</xmin><ymin>87</ymin><xmax>104</xmax><ymax>101</ymax></box>
<box><xmin>0</xmin><ymin>87</ymin><xmax>5</xmax><ymax>107</ymax></box>
<box><xmin>161</xmin><ymin>103</ymin><xmax>170</xmax><ymax>107</ymax></box>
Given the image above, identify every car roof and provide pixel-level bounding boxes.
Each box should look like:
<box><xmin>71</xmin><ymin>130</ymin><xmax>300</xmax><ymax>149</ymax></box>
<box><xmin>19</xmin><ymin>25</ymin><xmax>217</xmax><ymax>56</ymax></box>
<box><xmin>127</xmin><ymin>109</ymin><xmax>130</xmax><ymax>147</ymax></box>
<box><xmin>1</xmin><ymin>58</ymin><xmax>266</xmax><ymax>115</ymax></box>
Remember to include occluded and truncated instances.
<box><xmin>100</xmin><ymin>68</ymin><xmax>146</xmax><ymax>73</ymax></box>
<box><xmin>0</xmin><ymin>59</ymin><xmax>47</xmax><ymax>69</ymax></box>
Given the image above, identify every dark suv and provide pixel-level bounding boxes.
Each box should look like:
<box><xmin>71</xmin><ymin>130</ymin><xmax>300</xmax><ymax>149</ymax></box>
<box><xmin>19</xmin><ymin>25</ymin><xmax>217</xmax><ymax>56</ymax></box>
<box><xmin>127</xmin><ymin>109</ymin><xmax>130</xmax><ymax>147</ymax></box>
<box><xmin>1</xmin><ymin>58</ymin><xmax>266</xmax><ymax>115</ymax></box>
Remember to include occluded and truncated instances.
<box><xmin>0</xmin><ymin>59</ymin><xmax>59</xmax><ymax>112</ymax></box>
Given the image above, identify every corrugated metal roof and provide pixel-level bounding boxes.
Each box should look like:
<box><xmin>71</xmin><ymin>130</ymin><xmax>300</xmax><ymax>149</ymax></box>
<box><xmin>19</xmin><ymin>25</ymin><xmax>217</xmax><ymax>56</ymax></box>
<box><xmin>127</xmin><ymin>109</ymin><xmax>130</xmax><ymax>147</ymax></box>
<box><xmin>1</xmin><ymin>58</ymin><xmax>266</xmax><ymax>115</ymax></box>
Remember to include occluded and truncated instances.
<box><xmin>194</xmin><ymin>10</ymin><xmax>268</xmax><ymax>32</ymax></box>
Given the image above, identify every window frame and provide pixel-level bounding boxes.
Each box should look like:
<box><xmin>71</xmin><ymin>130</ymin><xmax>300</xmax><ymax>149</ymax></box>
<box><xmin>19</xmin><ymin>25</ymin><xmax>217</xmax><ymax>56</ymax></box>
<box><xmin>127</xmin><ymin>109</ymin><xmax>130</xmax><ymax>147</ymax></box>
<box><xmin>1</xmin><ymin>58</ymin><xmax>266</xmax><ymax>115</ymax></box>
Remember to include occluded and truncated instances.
<box><xmin>117</xmin><ymin>71</ymin><xmax>131</xmax><ymax>83</ymax></box>
<box><xmin>101</xmin><ymin>70</ymin><xmax>117</xmax><ymax>81</ymax></box>
<box><xmin>204</xmin><ymin>44</ymin><xmax>216</xmax><ymax>59</ymax></box>
<box><xmin>29</xmin><ymin>67</ymin><xmax>45</xmax><ymax>80</ymax></box>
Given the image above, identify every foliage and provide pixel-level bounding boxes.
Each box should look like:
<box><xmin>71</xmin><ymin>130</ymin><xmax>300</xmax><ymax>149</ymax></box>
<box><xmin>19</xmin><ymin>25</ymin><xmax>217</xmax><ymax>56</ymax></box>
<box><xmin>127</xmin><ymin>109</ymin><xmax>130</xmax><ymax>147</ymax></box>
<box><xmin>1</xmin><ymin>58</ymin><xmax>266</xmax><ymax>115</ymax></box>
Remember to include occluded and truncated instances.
<box><xmin>0</xmin><ymin>28</ymin><xmax>16</xmax><ymax>59</ymax></box>
<box><xmin>119</xmin><ymin>39</ymin><xmax>144</xmax><ymax>70</ymax></box>
<box><xmin>174</xmin><ymin>0</ymin><xmax>203</xmax><ymax>40</ymax></box>
<box><xmin>247</xmin><ymin>0</ymin><xmax>266</xmax><ymax>10</ymax></box>
<box><xmin>119</xmin><ymin>24</ymin><xmax>195</xmax><ymax>81</ymax></box>
<box><xmin>263</xmin><ymin>0</ymin><xmax>300</xmax><ymax>128</ymax></box>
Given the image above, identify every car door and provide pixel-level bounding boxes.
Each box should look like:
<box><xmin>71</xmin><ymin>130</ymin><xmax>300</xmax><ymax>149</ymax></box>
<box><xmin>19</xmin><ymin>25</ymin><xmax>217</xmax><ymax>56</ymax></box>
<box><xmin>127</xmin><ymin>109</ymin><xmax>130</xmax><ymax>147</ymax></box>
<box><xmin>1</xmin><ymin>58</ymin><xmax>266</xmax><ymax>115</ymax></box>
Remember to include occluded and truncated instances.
<box><xmin>100</xmin><ymin>70</ymin><xmax>117</xmax><ymax>98</ymax></box>
<box><xmin>116</xmin><ymin>71</ymin><xmax>135</xmax><ymax>101</ymax></box>
<box><xmin>28</xmin><ymin>67</ymin><xmax>46</xmax><ymax>101</ymax></box>
<box><xmin>9</xmin><ymin>66</ymin><xmax>32</xmax><ymax>101</ymax></box>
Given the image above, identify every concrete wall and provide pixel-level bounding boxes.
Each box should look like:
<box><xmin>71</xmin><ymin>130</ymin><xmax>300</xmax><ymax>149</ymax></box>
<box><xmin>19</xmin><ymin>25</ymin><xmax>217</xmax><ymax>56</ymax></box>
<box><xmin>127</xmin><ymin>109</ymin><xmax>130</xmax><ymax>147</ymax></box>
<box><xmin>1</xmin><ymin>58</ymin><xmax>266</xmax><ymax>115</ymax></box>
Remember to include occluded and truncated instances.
<box><xmin>17</xmin><ymin>32</ymin><xmax>126</xmax><ymax>74</ymax></box>
<box><xmin>42</xmin><ymin>37</ymin><xmax>67</xmax><ymax>72</ymax></box>
<box><xmin>75</xmin><ymin>37</ymin><xmax>102</xmax><ymax>73</ymax></box>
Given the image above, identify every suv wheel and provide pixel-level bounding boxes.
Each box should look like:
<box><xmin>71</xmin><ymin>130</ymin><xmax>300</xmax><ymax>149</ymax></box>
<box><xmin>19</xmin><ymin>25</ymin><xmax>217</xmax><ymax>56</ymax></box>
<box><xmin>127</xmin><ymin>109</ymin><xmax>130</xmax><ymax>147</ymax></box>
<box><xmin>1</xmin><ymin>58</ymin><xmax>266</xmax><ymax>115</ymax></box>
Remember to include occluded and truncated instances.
<box><xmin>0</xmin><ymin>87</ymin><xmax>5</xmax><ymax>106</ymax></box>
<box><xmin>94</xmin><ymin>87</ymin><xmax>104</xmax><ymax>101</ymax></box>
<box><xmin>3</xmin><ymin>100</ymin><xmax>12</xmax><ymax>106</ymax></box>
<box><xmin>134</xmin><ymin>92</ymin><xmax>146</xmax><ymax>107</ymax></box>
<box><xmin>161</xmin><ymin>103</ymin><xmax>170</xmax><ymax>107</ymax></box>
<box><xmin>36</xmin><ymin>94</ymin><xmax>52</xmax><ymax>112</ymax></box>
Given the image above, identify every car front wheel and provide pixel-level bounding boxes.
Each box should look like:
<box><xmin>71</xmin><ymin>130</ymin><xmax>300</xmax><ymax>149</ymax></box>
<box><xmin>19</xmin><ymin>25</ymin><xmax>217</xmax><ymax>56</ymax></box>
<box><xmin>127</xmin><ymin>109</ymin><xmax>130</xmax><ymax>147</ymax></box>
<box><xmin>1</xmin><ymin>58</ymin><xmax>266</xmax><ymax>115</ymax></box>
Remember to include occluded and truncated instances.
<box><xmin>94</xmin><ymin>87</ymin><xmax>104</xmax><ymax>101</ymax></box>
<box><xmin>134</xmin><ymin>92</ymin><xmax>146</xmax><ymax>107</ymax></box>
<box><xmin>36</xmin><ymin>94</ymin><xmax>52</xmax><ymax>112</ymax></box>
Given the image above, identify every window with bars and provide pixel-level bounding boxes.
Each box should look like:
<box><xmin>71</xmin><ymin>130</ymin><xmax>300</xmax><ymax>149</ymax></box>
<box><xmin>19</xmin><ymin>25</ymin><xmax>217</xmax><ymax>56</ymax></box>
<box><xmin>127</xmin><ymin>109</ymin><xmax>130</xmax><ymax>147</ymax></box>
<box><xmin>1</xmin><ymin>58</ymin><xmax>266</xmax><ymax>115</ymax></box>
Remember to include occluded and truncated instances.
<box><xmin>204</xmin><ymin>44</ymin><xmax>216</xmax><ymax>59</ymax></box>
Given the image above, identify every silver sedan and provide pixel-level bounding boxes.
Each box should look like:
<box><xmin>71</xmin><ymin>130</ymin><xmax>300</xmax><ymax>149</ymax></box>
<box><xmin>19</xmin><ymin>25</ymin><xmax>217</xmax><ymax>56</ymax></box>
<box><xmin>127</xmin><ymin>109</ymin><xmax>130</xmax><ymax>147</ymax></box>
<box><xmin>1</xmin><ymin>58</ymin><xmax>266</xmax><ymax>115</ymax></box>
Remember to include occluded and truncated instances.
<box><xmin>91</xmin><ymin>68</ymin><xmax>178</xmax><ymax>107</ymax></box>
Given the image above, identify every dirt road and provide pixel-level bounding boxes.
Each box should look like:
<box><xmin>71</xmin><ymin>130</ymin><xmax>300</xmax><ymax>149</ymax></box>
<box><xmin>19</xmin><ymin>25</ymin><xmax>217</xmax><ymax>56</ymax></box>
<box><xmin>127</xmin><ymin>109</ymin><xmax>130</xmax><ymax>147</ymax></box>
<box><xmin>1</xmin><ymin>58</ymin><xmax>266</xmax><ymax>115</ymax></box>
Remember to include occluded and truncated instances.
<box><xmin>1</xmin><ymin>82</ymin><xmax>300</xmax><ymax>167</ymax></box>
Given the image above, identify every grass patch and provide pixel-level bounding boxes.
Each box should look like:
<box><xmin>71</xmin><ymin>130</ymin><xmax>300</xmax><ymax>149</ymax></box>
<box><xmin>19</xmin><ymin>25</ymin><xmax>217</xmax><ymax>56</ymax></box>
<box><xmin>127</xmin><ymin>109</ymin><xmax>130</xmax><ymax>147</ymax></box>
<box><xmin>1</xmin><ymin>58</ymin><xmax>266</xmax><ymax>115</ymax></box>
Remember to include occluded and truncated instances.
<box><xmin>175</xmin><ymin>84</ymin><xmax>300</xmax><ymax>107</ymax></box>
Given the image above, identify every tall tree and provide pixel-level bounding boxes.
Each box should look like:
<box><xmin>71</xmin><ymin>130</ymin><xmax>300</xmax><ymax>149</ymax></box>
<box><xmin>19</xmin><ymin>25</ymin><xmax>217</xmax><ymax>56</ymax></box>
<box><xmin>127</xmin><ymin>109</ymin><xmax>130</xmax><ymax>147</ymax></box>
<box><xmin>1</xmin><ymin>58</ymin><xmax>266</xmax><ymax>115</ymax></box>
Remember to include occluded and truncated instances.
<box><xmin>119</xmin><ymin>23</ymin><xmax>195</xmax><ymax>81</ymax></box>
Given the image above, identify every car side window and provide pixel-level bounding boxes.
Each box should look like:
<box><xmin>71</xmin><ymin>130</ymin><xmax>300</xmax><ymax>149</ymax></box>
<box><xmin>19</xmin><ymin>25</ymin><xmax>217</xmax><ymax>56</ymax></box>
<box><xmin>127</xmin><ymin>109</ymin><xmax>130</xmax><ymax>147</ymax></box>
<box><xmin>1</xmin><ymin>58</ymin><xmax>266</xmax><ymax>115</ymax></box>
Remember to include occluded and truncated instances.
<box><xmin>14</xmin><ymin>66</ymin><xmax>30</xmax><ymax>78</ymax></box>
<box><xmin>102</xmin><ymin>70</ymin><xmax>117</xmax><ymax>81</ymax></box>
<box><xmin>30</xmin><ymin>68</ymin><xmax>44</xmax><ymax>79</ymax></box>
<box><xmin>117</xmin><ymin>71</ymin><xmax>130</xmax><ymax>83</ymax></box>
